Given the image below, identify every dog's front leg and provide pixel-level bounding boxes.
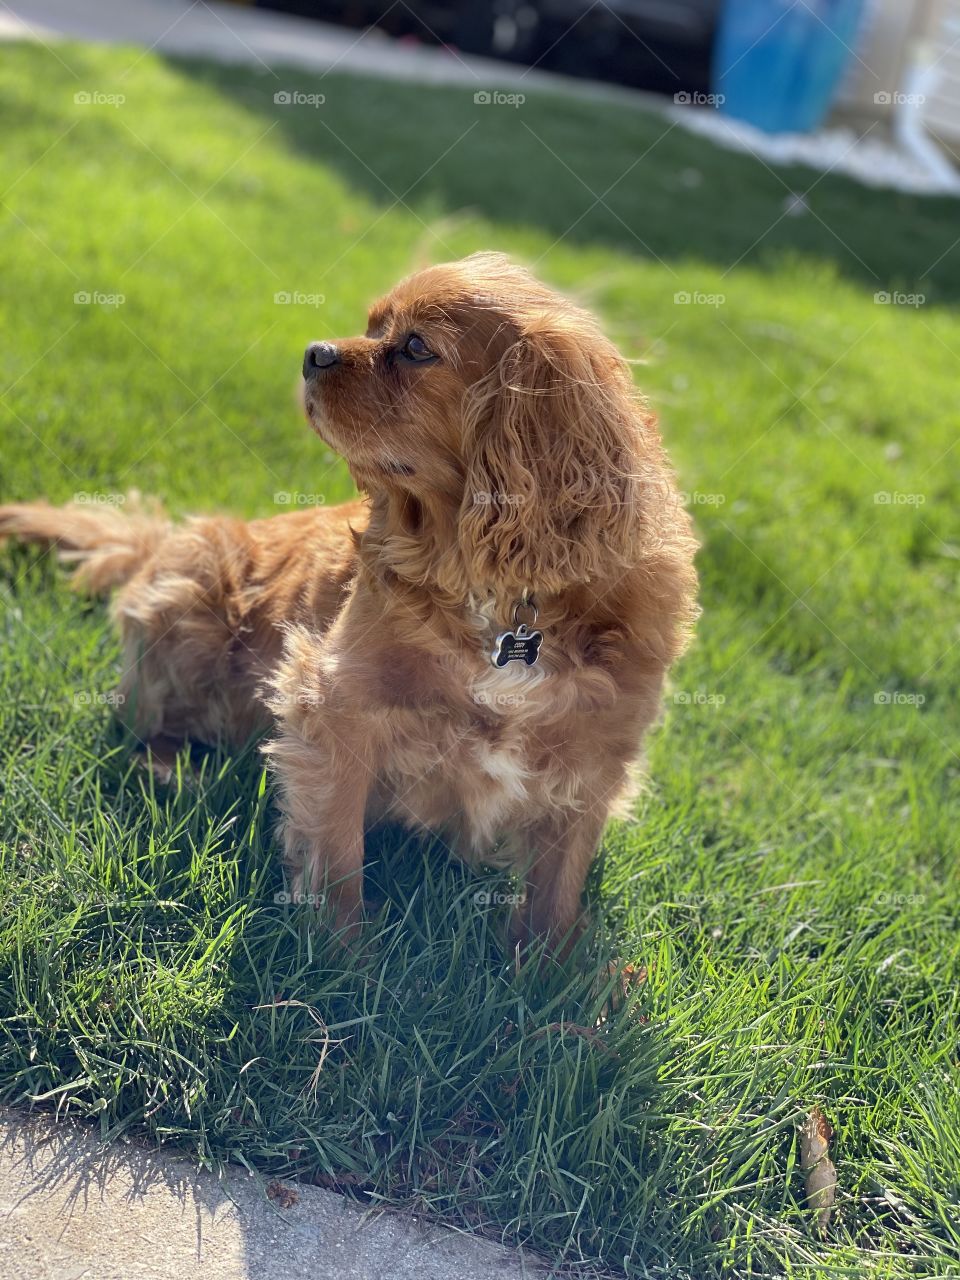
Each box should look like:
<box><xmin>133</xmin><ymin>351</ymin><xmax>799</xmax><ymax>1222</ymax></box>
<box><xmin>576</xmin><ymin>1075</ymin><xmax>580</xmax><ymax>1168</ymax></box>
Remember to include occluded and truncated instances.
<box><xmin>512</xmin><ymin>804</ymin><xmax>611</xmax><ymax>956</ymax></box>
<box><xmin>268</xmin><ymin>726</ymin><xmax>372</xmax><ymax>936</ymax></box>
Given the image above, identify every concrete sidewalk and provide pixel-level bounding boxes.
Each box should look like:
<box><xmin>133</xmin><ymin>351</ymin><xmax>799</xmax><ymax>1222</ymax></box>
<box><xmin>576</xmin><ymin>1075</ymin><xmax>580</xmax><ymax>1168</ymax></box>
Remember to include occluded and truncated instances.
<box><xmin>0</xmin><ymin>1108</ymin><xmax>546</xmax><ymax>1280</ymax></box>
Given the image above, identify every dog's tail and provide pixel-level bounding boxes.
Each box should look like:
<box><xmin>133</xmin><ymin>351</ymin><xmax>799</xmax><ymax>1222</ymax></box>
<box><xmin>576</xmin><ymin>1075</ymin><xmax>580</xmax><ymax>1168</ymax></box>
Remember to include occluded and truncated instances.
<box><xmin>0</xmin><ymin>494</ymin><xmax>171</xmax><ymax>595</ymax></box>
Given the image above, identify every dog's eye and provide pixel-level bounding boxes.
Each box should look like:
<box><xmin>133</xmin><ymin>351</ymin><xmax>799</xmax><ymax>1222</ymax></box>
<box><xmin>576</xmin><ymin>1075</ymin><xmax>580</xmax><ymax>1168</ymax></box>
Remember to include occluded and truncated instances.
<box><xmin>400</xmin><ymin>334</ymin><xmax>435</xmax><ymax>362</ymax></box>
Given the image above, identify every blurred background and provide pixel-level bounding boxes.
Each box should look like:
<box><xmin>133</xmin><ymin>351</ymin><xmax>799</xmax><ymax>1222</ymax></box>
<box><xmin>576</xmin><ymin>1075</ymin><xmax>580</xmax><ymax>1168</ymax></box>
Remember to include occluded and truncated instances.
<box><xmin>251</xmin><ymin>0</ymin><xmax>960</xmax><ymax>147</ymax></box>
<box><xmin>5</xmin><ymin>0</ymin><xmax>959</xmax><ymax>189</ymax></box>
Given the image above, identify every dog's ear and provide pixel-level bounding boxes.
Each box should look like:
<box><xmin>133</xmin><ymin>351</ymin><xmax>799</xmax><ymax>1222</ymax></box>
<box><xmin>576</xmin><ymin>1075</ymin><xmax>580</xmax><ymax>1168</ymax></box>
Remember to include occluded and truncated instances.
<box><xmin>458</xmin><ymin>315</ymin><xmax>653</xmax><ymax>595</ymax></box>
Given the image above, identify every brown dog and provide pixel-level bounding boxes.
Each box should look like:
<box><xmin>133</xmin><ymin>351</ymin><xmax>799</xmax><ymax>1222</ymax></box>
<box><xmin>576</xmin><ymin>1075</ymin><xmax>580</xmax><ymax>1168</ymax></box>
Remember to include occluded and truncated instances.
<box><xmin>0</xmin><ymin>253</ymin><xmax>698</xmax><ymax>950</ymax></box>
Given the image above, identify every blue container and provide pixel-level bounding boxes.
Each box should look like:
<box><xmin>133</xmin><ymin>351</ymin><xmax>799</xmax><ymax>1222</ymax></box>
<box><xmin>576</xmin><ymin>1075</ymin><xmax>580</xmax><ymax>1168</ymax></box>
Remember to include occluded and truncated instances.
<box><xmin>713</xmin><ymin>0</ymin><xmax>866</xmax><ymax>133</ymax></box>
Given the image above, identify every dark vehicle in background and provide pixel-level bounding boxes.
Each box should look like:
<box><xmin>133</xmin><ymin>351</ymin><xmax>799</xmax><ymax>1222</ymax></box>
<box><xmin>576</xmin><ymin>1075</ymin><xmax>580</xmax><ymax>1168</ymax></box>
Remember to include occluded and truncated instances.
<box><xmin>256</xmin><ymin>0</ymin><xmax>723</xmax><ymax>97</ymax></box>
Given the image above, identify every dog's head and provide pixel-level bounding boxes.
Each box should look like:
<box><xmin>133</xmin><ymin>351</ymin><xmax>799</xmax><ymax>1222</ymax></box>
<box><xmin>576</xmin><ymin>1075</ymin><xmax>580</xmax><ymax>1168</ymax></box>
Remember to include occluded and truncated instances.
<box><xmin>302</xmin><ymin>252</ymin><xmax>669</xmax><ymax>595</ymax></box>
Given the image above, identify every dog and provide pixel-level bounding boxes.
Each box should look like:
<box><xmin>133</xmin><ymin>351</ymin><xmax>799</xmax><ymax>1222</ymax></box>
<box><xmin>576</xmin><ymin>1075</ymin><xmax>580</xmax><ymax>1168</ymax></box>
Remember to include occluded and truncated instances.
<box><xmin>0</xmin><ymin>253</ymin><xmax>698</xmax><ymax>951</ymax></box>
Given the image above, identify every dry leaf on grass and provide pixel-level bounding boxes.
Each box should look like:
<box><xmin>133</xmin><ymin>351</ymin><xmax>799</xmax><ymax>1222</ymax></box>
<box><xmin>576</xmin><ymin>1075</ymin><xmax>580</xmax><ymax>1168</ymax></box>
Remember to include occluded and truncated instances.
<box><xmin>266</xmin><ymin>1179</ymin><xmax>299</xmax><ymax>1210</ymax></box>
<box><xmin>612</xmin><ymin>961</ymin><xmax>648</xmax><ymax>991</ymax></box>
<box><xmin>311</xmin><ymin>1170</ymin><xmax>365</xmax><ymax>1192</ymax></box>
<box><xmin>597</xmin><ymin>960</ymin><xmax>650</xmax><ymax>1022</ymax></box>
<box><xmin>253</xmin><ymin>998</ymin><xmax>347</xmax><ymax>1094</ymax></box>
<box><xmin>530</xmin><ymin>1021</ymin><xmax>618</xmax><ymax>1054</ymax></box>
<box><xmin>799</xmin><ymin>1106</ymin><xmax>836</xmax><ymax>1233</ymax></box>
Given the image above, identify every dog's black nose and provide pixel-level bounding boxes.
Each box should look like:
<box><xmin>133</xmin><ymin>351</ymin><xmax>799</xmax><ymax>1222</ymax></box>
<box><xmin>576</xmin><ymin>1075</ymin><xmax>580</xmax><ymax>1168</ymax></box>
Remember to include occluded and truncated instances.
<box><xmin>303</xmin><ymin>341</ymin><xmax>339</xmax><ymax>378</ymax></box>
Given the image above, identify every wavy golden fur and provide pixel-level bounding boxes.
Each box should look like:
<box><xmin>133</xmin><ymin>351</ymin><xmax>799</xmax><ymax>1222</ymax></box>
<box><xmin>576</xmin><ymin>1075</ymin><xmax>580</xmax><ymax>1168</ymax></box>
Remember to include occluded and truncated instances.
<box><xmin>0</xmin><ymin>253</ymin><xmax>698</xmax><ymax>952</ymax></box>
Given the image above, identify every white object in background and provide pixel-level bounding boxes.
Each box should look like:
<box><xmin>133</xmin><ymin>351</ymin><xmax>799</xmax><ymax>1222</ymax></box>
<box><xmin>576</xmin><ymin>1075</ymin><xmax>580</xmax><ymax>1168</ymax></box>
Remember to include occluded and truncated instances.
<box><xmin>919</xmin><ymin>1</ymin><xmax>960</xmax><ymax>146</ymax></box>
<box><xmin>667</xmin><ymin>106</ymin><xmax>960</xmax><ymax>196</ymax></box>
<box><xmin>897</xmin><ymin>29</ymin><xmax>960</xmax><ymax>193</ymax></box>
<box><xmin>834</xmin><ymin>0</ymin><xmax>922</xmax><ymax>116</ymax></box>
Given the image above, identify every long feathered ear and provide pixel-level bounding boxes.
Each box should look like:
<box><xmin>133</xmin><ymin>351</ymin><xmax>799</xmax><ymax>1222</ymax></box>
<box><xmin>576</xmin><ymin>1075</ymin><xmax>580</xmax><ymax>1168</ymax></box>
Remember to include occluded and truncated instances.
<box><xmin>458</xmin><ymin>314</ymin><xmax>656</xmax><ymax>596</ymax></box>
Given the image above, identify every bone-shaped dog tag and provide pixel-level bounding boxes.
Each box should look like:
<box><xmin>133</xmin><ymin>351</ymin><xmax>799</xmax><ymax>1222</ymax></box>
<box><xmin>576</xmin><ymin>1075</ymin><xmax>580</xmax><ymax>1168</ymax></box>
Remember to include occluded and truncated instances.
<box><xmin>491</xmin><ymin>623</ymin><xmax>543</xmax><ymax>668</ymax></box>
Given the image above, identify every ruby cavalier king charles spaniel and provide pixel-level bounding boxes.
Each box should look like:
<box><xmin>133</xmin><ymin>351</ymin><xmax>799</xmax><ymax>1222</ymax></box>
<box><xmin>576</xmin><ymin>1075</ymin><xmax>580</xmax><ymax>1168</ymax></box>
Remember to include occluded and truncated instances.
<box><xmin>1</xmin><ymin>253</ymin><xmax>698</xmax><ymax>953</ymax></box>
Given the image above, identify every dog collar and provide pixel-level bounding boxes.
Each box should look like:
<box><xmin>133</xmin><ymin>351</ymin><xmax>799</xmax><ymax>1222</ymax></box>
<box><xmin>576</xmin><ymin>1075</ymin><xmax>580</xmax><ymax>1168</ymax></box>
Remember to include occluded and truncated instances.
<box><xmin>490</xmin><ymin>597</ymin><xmax>543</xmax><ymax>668</ymax></box>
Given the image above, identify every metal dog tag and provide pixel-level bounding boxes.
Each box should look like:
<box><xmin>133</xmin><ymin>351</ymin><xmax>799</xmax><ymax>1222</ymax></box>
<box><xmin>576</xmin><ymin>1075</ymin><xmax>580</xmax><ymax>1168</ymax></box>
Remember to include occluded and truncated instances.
<box><xmin>491</xmin><ymin>622</ymin><xmax>543</xmax><ymax>668</ymax></box>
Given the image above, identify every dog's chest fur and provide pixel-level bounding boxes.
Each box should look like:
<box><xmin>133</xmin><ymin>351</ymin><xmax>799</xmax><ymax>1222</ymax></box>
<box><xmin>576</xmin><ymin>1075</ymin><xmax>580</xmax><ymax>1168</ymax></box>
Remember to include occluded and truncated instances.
<box><xmin>375</xmin><ymin>611</ymin><xmax>565</xmax><ymax>857</ymax></box>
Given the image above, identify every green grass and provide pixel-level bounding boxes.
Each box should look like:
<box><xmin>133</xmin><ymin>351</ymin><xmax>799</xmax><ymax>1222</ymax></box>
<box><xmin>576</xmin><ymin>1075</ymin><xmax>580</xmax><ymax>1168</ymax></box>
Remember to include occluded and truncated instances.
<box><xmin>1</xmin><ymin>37</ymin><xmax>959</xmax><ymax>1279</ymax></box>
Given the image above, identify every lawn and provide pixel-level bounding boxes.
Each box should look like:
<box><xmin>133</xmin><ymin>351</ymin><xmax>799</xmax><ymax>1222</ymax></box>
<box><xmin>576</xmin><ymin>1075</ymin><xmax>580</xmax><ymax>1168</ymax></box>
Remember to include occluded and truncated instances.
<box><xmin>1</xmin><ymin>36</ymin><xmax>959</xmax><ymax>1280</ymax></box>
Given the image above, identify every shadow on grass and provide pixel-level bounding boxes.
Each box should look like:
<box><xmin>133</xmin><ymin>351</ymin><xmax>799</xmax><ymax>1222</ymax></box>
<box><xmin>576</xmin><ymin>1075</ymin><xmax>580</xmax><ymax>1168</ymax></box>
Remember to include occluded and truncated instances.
<box><xmin>0</xmin><ymin>673</ymin><xmax>698</xmax><ymax>1274</ymax></box>
<box><xmin>167</xmin><ymin>56</ymin><xmax>960</xmax><ymax>303</ymax></box>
